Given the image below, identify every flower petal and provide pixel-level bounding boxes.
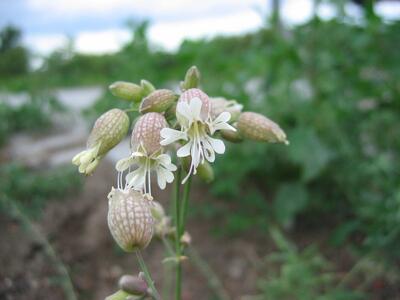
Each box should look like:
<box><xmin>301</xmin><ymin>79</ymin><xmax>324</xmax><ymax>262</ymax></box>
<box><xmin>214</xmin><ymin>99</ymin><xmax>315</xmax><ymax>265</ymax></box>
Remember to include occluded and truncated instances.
<box><xmin>189</xmin><ymin>140</ymin><xmax>198</xmax><ymax>168</ymax></box>
<box><xmin>155</xmin><ymin>167</ymin><xmax>175</xmax><ymax>189</ymax></box>
<box><xmin>214</xmin><ymin>111</ymin><xmax>231</xmax><ymax>124</ymax></box>
<box><xmin>176</xmin><ymin>101</ymin><xmax>193</xmax><ymax>124</ymax></box>
<box><xmin>160</xmin><ymin>128</ymin><xmax>187</xmax><ymax>145</ymax></box>
<box><xmin>177</xmin><ymin>141</ymin><xmax>192</xmax><ymax>157</ymax></box>
<box><xmin>160</xmin><ymin>167</ymin><xmax>175</xmax><ymax>183</ymax></box>
<box><xmin>131</xmin><ymin>151</ymin><xmax>146</xmax><ymax>158</ymax></box>
<box><xmin>207</xmin><ymin>136</ymin><xmax>225</xmax><ymax>154</ymax></box>
<box><xmin>115</xmin><ymin>156</ymin><xmax>135</xmax><ymax>171</ymax></box>
<box><xmin>189</xmin><ymin>97</ymin><xmax>203</xmax><ymax>121</ymax></box>
<box><xmin>202</xmin><ymin>137</ymin><xmax>216</xmax><ymax>162</ymax></box>
<box><xmin>126</xmin><ymin>167</ymin><xmax>146</xmax><ymax>189</ymax></box>
<box><xmin>156</xmin><ymin>154</ymin><xmax>177</xmax><ymax>171</ymax></box>
<box><xmin>156</xmin><ymin>153</ymin><xmax>171</xmax><ymax>165</ymax></box>
<box><xmin>212</xmin><ymin>122</ymin><xmax>236</xmax><ymax>132</ymax></box>
<box><xmin>156</xmin><ymin>167</ymin><xmax>167</xmax><ymax>189</ymax></box>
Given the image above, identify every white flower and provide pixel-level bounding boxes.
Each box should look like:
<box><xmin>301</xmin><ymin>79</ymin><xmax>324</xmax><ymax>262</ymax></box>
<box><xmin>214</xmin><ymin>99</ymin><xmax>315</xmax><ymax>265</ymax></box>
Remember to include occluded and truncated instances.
<box><xmin>160</xmin><ymin>95</ymin><xmax>235</xmax><ymax>183</ymax></box>
<box><xmin>116</xmin><ymin>145</ymin><xmax>177</xmax><ymax>195</ymax></box>
<box><xmin>116</xmin><ymin>112</ymin><xmax>177</xmax><ymax>196</ymax></box>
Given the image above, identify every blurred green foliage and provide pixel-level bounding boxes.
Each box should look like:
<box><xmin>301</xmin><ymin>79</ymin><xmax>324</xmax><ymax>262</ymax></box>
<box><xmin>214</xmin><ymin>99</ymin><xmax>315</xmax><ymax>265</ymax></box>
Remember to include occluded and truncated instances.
<box><xmin>0</xmin><ymin>92</ymin><xmax>63</xmax><ymax>146</ymax></box>
<box><xmin>255</xmin><ymin>227</ymin><xmax>364</xmax><ymax>300</ymax></box>
<box><xmin>0</xmin><ymin>25</ymin><xmax>29</xmax><ymax>78</ymax></box>
<box><xmin>0</xmin><ymin>164</ymin><xmax>82</xmax><ymax>218</ymax></box>
<box><xmin>2</xmin><ymin>17</ymin><xmax>399</xmax><ymax>258</ymax></box>
<box><xmin>0</xmin><ymin>88</ymin><xmax>77</xmax><ymax>219</ymax></box>
<box><xmin>0</xmin><ymin>10</ymin><xmax>399</xmax><ymax>297</ymax></box>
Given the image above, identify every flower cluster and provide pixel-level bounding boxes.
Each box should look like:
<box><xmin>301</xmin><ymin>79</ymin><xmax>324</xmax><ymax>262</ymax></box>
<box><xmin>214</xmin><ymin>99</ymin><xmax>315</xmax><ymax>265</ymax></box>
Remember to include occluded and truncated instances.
<box><xmin>115</xmin><ymin>112</ymin><xmax>177</xmax><ymax>194</ymax></box>
<box><xmin>72</xmin><ymin>66</ymin><xmax>289</xmax><ymax>299</ymax></box>
<box><xmin>160</xmin><ymin>88</ymin><xmax>236</xmax><ymax>183</ymax></box>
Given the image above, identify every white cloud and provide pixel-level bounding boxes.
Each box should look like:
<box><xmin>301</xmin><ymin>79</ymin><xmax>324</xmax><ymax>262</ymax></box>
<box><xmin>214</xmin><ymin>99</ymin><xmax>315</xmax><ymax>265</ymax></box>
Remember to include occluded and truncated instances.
<box><xmin>24</xmin><ymin>10</ymin><xmax>264</xmax><ymax>55</ymax></box>
<box><xmin>149</xmin><ymin>10</ymin><xmax>263</xmax><ymax>51</ymax></box>
<box><xmin>28</xmin><ymin>0</ymin><xmax>144</xmax><ymax>16</ymax></box>
<box><xmin>281</xmin><ymin>0</ymin><xmax>313</xmax><ymax>24</ymax></box>
<box><xmin>22</xmin><ymin>0</ymin><xmax>400</xmax><ymax>56</ymax></box>
<box><xmin>376</xmin><ymin>1</ymin><xmax>400</xmax><ymax>20</ymax></box>
<box><xmin>24</xmin><ymin>34</ymin><xmax>69</xmax><ymax>55</ymax></box>
<box><xmin>75</xmin><ymin>29</ymin><xmax>131</xmax><ymax>54</ymax></box>
<box><xmin>23</xmin><ymin>30</ymin><xmax>131</xmax><ymax>56</ymax></box>
<box><xmin>27</xmin><ymin>0</ymin><xmax>267</xmax><ymax>20</ymax></box>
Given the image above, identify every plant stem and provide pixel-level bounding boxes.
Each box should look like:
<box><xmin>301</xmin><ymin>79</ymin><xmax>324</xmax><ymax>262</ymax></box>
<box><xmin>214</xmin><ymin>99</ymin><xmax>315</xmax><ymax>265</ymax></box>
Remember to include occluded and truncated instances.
<box><xmin>124</xmin><ymin>107</ymin><xmax>138</xmax><ymax>113</ymax></box>
<box><xmin>337</xmin><ymin>254</ymin><xmax>373</xmax><ymax>290</ymax></box>
<box><xmin>188</xmin><ymin>246</ymin><xmax>230</xmax><ymax>300</ymax></box>
<box><xmin>175</xmin><ymin>252</ymin><xmax>182</xmax><ymax>300</ymax></box>
<box><xmin>161</xmin><ymin>236</ymin><xmax>175</xmax><ymax>257</ymax></box>
<box><xmin>179</xmin><ymin>176</ymin><xmax>192</xmax><ymax>236</ymax></box>
<box><xmin>135</xmin><ymin>250</ymin><xmax>162</xmax><ymax>300</ymax></box>
<box><xmin>174</xmin><ymin>168</ymin><xmax>182</xmax><ymax>300</ymax></box>
<box><xmin>174</xmin><ymin>170</ymin><xmax>193</xmax><ymax>300</ymax></box>
<box><xmin>173</xmin><ymin>168</ymin><xmax>181</xmax><ymax>228</ymax></box>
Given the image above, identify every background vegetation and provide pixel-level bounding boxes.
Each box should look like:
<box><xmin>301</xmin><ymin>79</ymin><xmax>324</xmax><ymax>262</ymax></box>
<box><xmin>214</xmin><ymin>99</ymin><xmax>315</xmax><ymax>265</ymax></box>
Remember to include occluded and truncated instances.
<box><xmin>1</xmin><ymin>2</ymin><xmax>399</xmax><ymax>298</ymax></box>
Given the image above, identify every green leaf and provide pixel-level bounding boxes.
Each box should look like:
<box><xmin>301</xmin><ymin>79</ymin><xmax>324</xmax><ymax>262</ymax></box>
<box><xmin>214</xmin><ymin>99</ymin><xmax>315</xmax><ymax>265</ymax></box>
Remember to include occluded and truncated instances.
<box><xmin>287</xmin><ymin>128</ymin><xmax>332</xmax><ymax>182</ymax></box>
<box><xmin>274</xmin><ymin>183</ymin><xmax>309</xmax><ymax>227</ymax></box>
<box><xmin>329</xmin><ymin>220</ymin><xmax>360</xmax><ymax>247</ymax></box>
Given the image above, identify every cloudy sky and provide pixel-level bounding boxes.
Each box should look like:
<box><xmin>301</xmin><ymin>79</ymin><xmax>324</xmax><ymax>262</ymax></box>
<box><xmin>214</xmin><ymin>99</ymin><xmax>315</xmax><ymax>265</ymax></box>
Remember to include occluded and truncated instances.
<box><xmin>1</xmin><ymin>0</ymin><xmax>399</xmax><ymax>55</ymax></box>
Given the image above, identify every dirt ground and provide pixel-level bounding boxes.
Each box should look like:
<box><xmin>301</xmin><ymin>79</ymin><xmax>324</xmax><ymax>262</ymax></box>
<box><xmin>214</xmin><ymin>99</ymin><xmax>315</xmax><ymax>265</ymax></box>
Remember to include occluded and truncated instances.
<box><xmin>1</xmin><ymin>160</ymin><xmax>398</xmax><ymax>300</ymax></box>
<box><xmin>0</xmin><ymin>161</ymin><xmax>271</xmax><ymax>300</ymax></box>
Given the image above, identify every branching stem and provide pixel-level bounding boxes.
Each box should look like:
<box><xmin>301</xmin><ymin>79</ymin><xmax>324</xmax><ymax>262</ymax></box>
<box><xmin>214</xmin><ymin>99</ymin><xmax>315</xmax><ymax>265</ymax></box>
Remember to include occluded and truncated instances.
<box><xmin>135</xmin><ymin>250</ymin><xmax>162</xmax><ymax>300</ymax></box>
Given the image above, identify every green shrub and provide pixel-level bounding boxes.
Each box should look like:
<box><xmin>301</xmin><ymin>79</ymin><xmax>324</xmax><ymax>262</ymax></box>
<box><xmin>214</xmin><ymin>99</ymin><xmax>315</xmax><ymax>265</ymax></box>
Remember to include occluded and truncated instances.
<box><xmin>0</xmin><ymin>92</ymin><xmax>63</xmax><ymax>146</ymax></box>
<box><xmin>0</xmin><ymin>164</ymin><xmax>82</xmax><ymax>218</ymax></box>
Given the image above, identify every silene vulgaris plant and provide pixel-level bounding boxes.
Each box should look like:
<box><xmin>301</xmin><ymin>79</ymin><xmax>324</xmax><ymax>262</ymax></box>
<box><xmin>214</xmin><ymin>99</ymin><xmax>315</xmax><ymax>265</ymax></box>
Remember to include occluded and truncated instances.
<box><xmin>72</xmin><ymin>66</ymin><xmax>289</xmax><ymax>300</ymax></box>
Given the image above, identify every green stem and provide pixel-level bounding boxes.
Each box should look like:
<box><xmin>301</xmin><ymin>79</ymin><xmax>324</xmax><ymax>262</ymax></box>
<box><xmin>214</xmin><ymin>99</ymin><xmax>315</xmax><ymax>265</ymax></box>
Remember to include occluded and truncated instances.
<box><xmin>188</xmin><ymin>246</ymin><xmax>230</xmax><ymax>300</ymax></box>
<box><xmin>124</xmin><ymin>107</ymin><xmax>138</xmax><ymax>113</ymax></box>
<box><xmin>179</xmin><ymin>176</ymin><xmax>192</xmax><ymax>236</ymax></box>
<box><xmin>175</xmin><ymin>254</ymin><xmax>182</xmax><ymax>300</ymax></box>
<box><xmin>174</xmin><ymin>169</ymin><xmax>193</xmax><ymax>300</ymax></box>
<box><xmin>161</xmin><ymin>245</ymin><xmax>174</xmax><ymax>300</ymax></box>
<box><xmin>161</xmin><ymin>236</ymin><xmax>175</xmax><ymax>257</ymax></box>
<box><xmin>174</xmin><ymin>168</ymin><xmax>182</xmax><ymax>300</ymax></box>
<box><xmin>173</xmin><ymin>168</ymin><xmax>181</xmax><ymax>229</ymax></box>
<box><xmin>135</xmin><ymin>250</ymin><xmax>162</xmax><ymax>300</ymax></box>
<box><xmin>337</xmin><ymin>254</ymin><xmax>371</xmax><ymax>289</ymax></box>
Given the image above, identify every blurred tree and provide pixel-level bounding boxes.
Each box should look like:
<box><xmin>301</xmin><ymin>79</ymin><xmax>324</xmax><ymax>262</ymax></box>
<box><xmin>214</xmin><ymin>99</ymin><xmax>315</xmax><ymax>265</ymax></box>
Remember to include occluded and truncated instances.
<box><xmin>0</xmin><ymin>25</ymin><xmax>21</xmax><ymax>53</ymax></box>
<box><xmin>0</xmin><ymin>25</ymin><xmax>28</xmax><ymax>78</ymax></box>
<box><xmin>271</xmin><ymin>0</ymin><xmax>282</xmax><ymax>31</ymax></box>
<box><xmin>125</xmin><ymin>20</ymin><xmax>150</xmax><ymax>51</ymax></box>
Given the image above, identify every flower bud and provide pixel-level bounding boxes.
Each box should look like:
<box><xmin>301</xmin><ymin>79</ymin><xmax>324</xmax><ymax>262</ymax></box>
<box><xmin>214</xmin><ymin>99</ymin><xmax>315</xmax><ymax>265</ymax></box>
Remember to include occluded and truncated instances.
<box><xmin>237</xmin><ymin>112</ymin><xmax>288</xmax><ymax>144</ymax></box>
<box><xmin>180</xmin><ymin>231</ymin><xmax>192</xmax><ymax>246</ymax></box>
<box><xmin>180</xmin><ymin>66</ymin><xmax>200</xmax><ymax>91</ymax></box>
<box><xmin>109</xmin><ymin>81</ymin><xmax>143</xmax><ymax>102</ymax></box>
<box><xmin>72</xmin><ymin>109</ymin><xmax>129</xmax><ymax>175</ymax></box>
<box><xmin>197</xmin><ymin>161</ymin><xmax>214</xmax><ymax>183</ymax></box>
<box><xmin>221</xmin><ymin>126</ymin><xmax>243</xmax><ymax>143</ymax></box>
<box><xmin>150</xmin><ymin>201</ymin><xmax>166</xmax><ymax>222</ymax></box>
<box><xmin>139</xmin><ymin>89</ymin><xmax>177</xmax><ymax>114</ymax></box>
<box><xmin>150</xmin><ymin>201</ymin><xmax>171</xmax><ymax>237</ymax></box>
<box><xmin>105</xmin><ymin>290</ymin><xmax>131</xmax><ymax>300</ymax></box>
<box><xmin>118</xmin><ymin>275</ymin><xmax>149</xmax><ymax>296</ymax></box>
<box><xmin>179</xmin><ymin>88</ymin><xmax>210</xmax><ymax>120</ymax></box>
<box><xmin>131</xmin><ymin>112</ymin><xmax>168</xmax><ymax>156</ymax></box>
<box><xmin>107</xmin><ymin>188</ymin><xmax>154</xmax><ymax>252</ymax></box>
<box><xmin>165</xmin><ymin>102</ymin><xmax>177</xmax><ymax>121</ymax></box>
<box><xmin>181</xmin><ymin>157</ymin><xmax>214</xmax><ymax>183</ymax></box>
<box><xmin>211</xmin><ymin>97</ymin><xmax>243</xmax><ymax>122</ymax></box>
<box><xmin>140</xmin><ymin>79</ymin><xmax>155</xmax><ymax>97</ymax></box>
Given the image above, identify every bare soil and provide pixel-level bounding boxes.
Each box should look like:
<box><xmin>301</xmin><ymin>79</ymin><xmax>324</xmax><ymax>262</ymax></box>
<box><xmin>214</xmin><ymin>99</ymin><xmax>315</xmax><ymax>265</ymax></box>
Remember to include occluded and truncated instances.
<box><xmin>0</xmin><ymin>161</ymin><xmax>269</xmax><ymax>300</ymax></box>
<box><xmin>1</xmin><ymin>161</ymin><xmax>398</xmax><ymax>300</ymax></box>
